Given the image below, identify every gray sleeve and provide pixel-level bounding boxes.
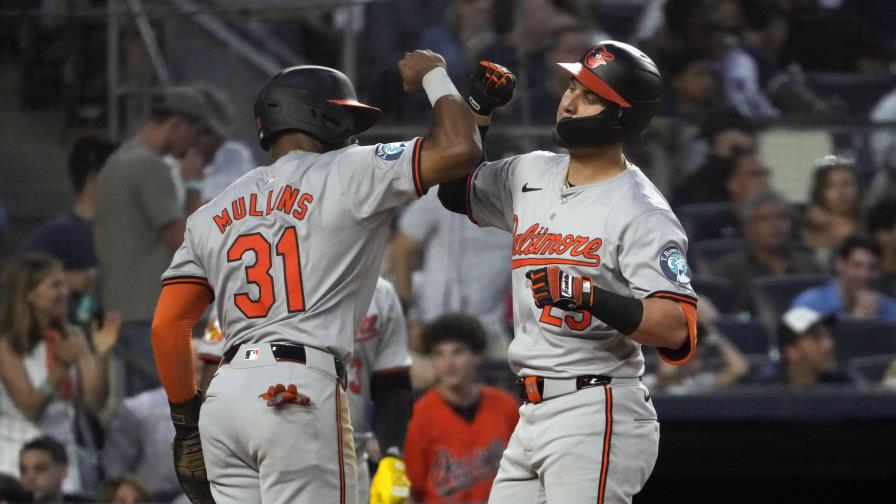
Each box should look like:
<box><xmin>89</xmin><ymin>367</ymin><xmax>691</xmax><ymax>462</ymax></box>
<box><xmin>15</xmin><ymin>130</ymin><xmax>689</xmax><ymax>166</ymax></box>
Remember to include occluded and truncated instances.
<box><xmin>617</xmin><ymin>209</ymin><xmax>698</xmax><ymax>302</ymax></box>
<box><xmin>130</xmin><ymin>155</ymin><xmax>184</xmax><ymax>230</ymax></box>
<box><xmin>161</xmin><ymin>218</ymin><xmax>206</xmax><ymax>281</ymax></box>
<box><xmin>336</xmin><ymin>138</ymin><xmax>424</xmax><ymax>220</ymax></box>
<box><xmin>101</xmin><ymin>403</ymin><xmax>140</xmax><ymax>478</ymax></box>
<box><xmin>372</xmin><ymin>282</ymin><xmax>412</xmax><ymax>373</ymax></box>
<box><xmin>466</xmin><ymin>156</ymin><xmax>518</xmax><ymax>232</ymax></box>
<box><xmin>397</xmin><ymin>191</ymin><xmax>440</xmax><ymax>244</ymax></box>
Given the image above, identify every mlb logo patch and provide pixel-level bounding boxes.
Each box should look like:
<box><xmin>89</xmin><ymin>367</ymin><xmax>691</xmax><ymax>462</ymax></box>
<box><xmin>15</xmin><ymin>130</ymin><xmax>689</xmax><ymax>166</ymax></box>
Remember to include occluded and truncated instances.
<box><xmin>244</xmin><ymin>348</ymin><xmax>261</xmax><ymax>360</ymax></box>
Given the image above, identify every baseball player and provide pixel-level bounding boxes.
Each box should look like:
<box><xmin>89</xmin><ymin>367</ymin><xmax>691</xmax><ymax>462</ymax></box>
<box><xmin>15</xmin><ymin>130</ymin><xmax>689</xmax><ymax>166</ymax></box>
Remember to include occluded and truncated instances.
<box><xmin>149</xmin><ymin>52</ymin><xmax>482</xmax><ymax>504</ymax></box>
<box><xmin>193</xmin><ymin>278</ymin><xmax>414</xmax><ymax>504</ymax></box>
<box><xmin>439</xmin><ymin>41</ymin><xmax>699</xmax><ymax>503</ymax></box>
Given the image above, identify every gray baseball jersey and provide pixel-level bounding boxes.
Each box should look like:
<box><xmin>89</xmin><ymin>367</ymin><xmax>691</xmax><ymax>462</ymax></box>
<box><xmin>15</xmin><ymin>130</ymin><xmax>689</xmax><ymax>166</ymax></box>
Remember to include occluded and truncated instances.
<box><xmin>466</xmin><ymin>151</ymin><xmax>697</xmax><ymax>378</ymax></box>
<box><xmin>162</xmin><ymin>139</ymin><xmax>425</xmax><ymax>363</ymax></box>
<box><xmin>346</xmin><ymin>277</ymin><xmax>412</xmax><ymax>452</ymax></box>
<box><xmin>193</xmin><ymin>278</ymin><xmax>411</xmax><ymax>450</ymax></box>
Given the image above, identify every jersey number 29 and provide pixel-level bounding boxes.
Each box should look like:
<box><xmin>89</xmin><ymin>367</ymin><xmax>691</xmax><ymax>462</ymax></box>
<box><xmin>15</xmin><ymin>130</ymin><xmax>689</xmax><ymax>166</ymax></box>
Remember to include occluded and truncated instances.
<box><xmin>227</xmin><ymin>227</ymin><xmax>305</xmax><ymax>318</ymax></box>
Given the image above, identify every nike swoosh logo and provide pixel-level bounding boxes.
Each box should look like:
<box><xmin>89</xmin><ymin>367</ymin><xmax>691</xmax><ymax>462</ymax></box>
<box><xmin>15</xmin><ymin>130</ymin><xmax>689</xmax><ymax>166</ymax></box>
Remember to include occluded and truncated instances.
<box><xmin>522</xmin><ymin>183</ymin><xmax>542</xmax><ymax>193</ymax></box>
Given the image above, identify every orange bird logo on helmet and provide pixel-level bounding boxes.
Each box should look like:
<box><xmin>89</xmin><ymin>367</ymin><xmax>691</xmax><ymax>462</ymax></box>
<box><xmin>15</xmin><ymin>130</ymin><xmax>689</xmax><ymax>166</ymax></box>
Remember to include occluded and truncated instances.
<box><xmin>584</xmin><ymin>46</ymin><xmax>615</xmax><ymax>69</ymax></box>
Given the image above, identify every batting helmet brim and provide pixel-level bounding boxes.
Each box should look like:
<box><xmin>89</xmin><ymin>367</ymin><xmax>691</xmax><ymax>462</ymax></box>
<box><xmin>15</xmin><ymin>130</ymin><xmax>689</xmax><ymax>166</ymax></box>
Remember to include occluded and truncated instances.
<box><xmin>557</xmin><ymin>62</ymin><xmax>631</xmax><ymax>108</ymax></box>
<box><xmin>328</xmin><ymin>99</ymin><xmax>383</xmax><ymax>135</ymax></box>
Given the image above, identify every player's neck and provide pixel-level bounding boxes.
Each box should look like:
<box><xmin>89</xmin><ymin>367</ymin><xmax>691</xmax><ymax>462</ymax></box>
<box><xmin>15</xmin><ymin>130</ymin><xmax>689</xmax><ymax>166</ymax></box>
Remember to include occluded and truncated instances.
<box><xmin>270</xmin><ymin>133</ymin><xmax>324</xmax><ymax>163</ymax></box>
<box><xmin>566</xmin><ymin>146</ymin><xmax>626</xmax><ymax>186</ymax></box>
<box><xmin>436</xmin><ymin>381</ymin><xmax>480</xmax><ymax>407</ymax></box>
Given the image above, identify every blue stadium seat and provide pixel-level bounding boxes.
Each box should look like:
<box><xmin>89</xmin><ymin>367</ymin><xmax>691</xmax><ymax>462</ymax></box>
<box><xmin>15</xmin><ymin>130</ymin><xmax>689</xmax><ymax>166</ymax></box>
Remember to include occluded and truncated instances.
<box><xmin>691</xmin><ymin>238</ymin><xmax>749</xmax><ymax>273</ymax></box>
<box><xmin>691</xmin><ymin>275</ymin><xmax>734</xmax><ymax>314</ymax></box>
<box><xmin>751</xmin><ymin>274</ymin><xmax>831</xmax><ymax>330</ymax></box>
<box><xmin>713</xmin><ymin>317</ymin><xmax>771</xmax><ymax>355</ymax></box>
<box><xmin>677</xmin><ymin>202</ymin><xmax>732</xmax><ymax>240</ymax></box>
<box><xmin>831</xmin><ymin>320</ymin><xmax>896</xmax><ymax>362</ymax></box>
<box><xmin>846</xmin><ymin>355</ymin><xmax>896</xmax><ymax>389</ymax></box>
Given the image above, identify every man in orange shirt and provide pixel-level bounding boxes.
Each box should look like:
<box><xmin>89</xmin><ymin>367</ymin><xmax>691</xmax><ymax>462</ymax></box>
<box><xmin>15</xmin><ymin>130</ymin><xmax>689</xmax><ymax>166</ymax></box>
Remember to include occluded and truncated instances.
<box><xmin>404</xmin><ymin>314</ymin><xmax>519</xmax><ymax>503</ymax></box>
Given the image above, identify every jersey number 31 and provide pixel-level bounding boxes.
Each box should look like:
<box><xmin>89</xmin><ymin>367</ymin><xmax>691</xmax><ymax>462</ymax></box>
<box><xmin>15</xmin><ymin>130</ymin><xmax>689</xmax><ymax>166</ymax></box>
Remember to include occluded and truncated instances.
<box><xmin>227</xmin><ymin>227</ymin><xmax>305</xmax><ymax>318</ymax></box>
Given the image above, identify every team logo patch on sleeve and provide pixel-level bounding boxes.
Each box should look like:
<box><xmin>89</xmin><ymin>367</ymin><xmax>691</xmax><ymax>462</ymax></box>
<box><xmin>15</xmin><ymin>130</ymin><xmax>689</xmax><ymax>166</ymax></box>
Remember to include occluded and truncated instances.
<box><xmin>375</xmin><ymin>142</ymin><xmax>407</xmax><ymax>161</ymax></box>
<box><xmin>659</xmin><ymin>246</ymin><xmax>691</xmax><ymax>284</ymax></box>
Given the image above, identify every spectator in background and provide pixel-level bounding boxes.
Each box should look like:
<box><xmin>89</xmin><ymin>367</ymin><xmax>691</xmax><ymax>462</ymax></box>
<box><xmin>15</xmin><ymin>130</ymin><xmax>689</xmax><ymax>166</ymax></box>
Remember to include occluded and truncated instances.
<box><xmin>740</xmin><ymin>5</ymin><xmax>844</xmax><ymax>118</ymax></box>
<box><xmin>868</xmin><ymin>84</ymin><xmax>896</xmax><ymax>206</ymax></box>
<box><xmin>94</xmin><ymin>474</ymin><xmax>154</xmax><ymax>504</ymax></box>
<box><xmin>391</xmin><ymin>192</ymin><xmax>512</xmax><ymax>360</ymax></box>
<box><xmin>525</xmin><ymin>25</ymin><xmax>597</xmax><ymax>126</ymax></box>
<box><xmin>166</xmin><ymin>83</ymin><xmax>234</xmax><ymax>214</ymax></box>
<box><xmin>714</xmin><ymin>24</ymin><xmax>781</xmax><ymax>120</ymax></box>
<box><xmin>649</xmin><ymin>298</ymin><xmax>749</xmax><ymax>393</ymax></box>
<box><xmin>792</xmin><ymin>235</ymin><xmax>896</xmax><ymax>321</ymax></box>
<box><xmin>0</xmin><ymin>472</ymin><xmax>32</xmax><ymax>503</ymax></box>
<box><xmin>101</xmin><ymin>338</ymin><xmax>204</xmax><ymax>502</ymax></box>
<box><xmin>200</xmin><ymin>141</ymin><xmax>256</xmax><ymax>204</ymax></box>
<box><xmin>19</xmin><ymin>436</ymin><xmax>91</xmax><ymax>503</ymax></box>
<box><xmin>95</xmin><ymin>86</ymin><xmax>210</xmax><ymax>396</ymax></box>
<box><xmin>478</xmin><ymin>0</ymin><xmax>583</xmax><ymax>98</ymax></box>
<box><xmin>802</xmin><ymin>156</ymin><xmax>864</xmax><ymax>264</ymax></box>
<box><xmin>0</xmin><ymin>253</ymin><xmax>119</xmax><ymax>493</ymax></box>
<box><xmin>709</xmin><ymin>189</ymin><xmax>821</xmax><ymax>313</ymax></box>
<box><xmin>25</xmin><ymin>138</ymin><xmax>117</xmax><ymax>326</ymax></box>
<box><xmin>674</xmin><ymin>108</ymin><xmax>755</xmax><ymax>204</ymax></box>
<box><xmin>766</xmin><ymin>306</ymin><xmax>852</xmax><ymax>387</ymax></box>
<box><xmin>868</xmin><ymin>198</ymin><xmax>896</xmax><ymax>296</ymax></box>
<box><xmin>644</xmin><ymin>48</ymin><xmax>719</xmax><ymax>195</ymax></box>
<box><xmin>404</xmin><ymin>314</ymin><xmax>518</xmax><ymax>503</ymax></box>
<box><xmin>686</xmin><ymin>146</ymin><xmax>771</xmax><ymax>243</ymax></box>
<box><xmin>419</xmin><ymin>0</ymin><xmax>496</xmax><ymax>87</ymax></box>
<box><xmin>658</xmin><ymin>49</ymin><xmax>718</xmax><ymax>122</ymax></box>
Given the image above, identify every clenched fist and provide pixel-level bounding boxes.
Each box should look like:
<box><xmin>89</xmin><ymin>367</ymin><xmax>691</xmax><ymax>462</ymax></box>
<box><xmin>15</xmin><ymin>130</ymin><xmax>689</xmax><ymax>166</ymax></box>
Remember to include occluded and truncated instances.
<box><xmin>467</xmin><ymin>61</ymin><xmax>515</xmax><ymax>116</ymax></box>
<box><xmin>398</xmin><ymin>50</ymin><xmax>447</xmax><ymax>93</ymax></box>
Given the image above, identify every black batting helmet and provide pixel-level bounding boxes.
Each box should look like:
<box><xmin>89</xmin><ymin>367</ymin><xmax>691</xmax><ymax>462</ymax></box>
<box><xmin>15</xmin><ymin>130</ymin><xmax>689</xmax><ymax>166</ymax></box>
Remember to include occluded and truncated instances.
<box><xmin>254</xmin><ymin>65</ymin><xmax>383</xmax><ymax>151</ymax></box>
<box><xmin>554</xmin><ymin>41</ymin><xmax>662</xmax><ymax>148</ymax></box>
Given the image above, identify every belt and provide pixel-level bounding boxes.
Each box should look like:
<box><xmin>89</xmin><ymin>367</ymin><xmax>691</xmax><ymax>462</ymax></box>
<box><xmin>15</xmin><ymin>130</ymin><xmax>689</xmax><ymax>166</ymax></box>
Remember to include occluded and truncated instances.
<box><xmin>221</xmin><ymin>342</ymin><xmax>346</xmax><ymax>383</ymax></box>
<box><xmin>516</xmin><ymin>375</ymin><xmax>639</xmax><ymax>404</ymax></box>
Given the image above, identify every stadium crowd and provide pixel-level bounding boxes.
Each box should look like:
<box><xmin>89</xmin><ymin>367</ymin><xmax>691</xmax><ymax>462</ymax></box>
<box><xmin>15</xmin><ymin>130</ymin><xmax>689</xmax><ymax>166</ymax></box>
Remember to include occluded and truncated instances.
<box><xmin>2</xmin><ymin>0</ymin><xmax>896</xmax><ymax>502</ymax></box>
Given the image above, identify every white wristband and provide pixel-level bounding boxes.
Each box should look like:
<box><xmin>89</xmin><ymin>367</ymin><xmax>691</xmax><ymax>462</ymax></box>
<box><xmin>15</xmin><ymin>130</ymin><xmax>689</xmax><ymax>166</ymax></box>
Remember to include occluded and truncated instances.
<box><xmin>421</xmin><ymin>67</ymin><xmax>461</xmax><ymax>106</ymax></box>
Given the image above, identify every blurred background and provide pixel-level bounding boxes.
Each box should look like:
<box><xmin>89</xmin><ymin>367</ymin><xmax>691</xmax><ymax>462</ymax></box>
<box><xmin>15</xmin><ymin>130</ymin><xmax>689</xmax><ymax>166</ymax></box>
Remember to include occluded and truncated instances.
<box><xmin>1</xmin><ymin>0</ymin><xmax>896</xmax><ymax>502</ymax></box>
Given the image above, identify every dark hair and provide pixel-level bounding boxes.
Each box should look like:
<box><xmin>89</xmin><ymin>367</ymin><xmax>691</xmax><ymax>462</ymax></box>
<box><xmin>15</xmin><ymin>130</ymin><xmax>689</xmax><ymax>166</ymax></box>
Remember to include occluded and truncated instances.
<box><xmin>68</xmin><ymin>137</ymin><xmax>117</xmax><ymax>193</ymax></box>
<box><xmin>0</xmin><ymin>472</ymin><xmax>32</xmax><ymax>503</ymax></box>
<box><xmin>867</xmin><ymin>198</ymin><xmax>896</xmax><ymax>234</ymax></box>
<box><xmin>95</xmin><ymin>474</ymin><xmax>154</xmax><ymax>503</ymax></box>
<box><xmin>660</xmin><ymin>47</ymin><xmax>711</xmax><ymax>79</ymax></box>
<box><xmin>699</xmin><ymin>107</ymin><xmax>753</xmax><ymax>141</ymax></box>
<box><xmin>21</xmin><ymin>437</ymin><xmax>67</xmax><ymax>466</ymax></box>
<box><xmin>808</xmin><ymin>156</ymin><xmax>863</xmax><ymax>210</ymax></box>
<box><xmin>422</xmin><ymin>313</ymin><xmax>487</xmax><ymax>356</ymax></box>
<box><xmin>835</xmin><ymin>234</ymin><xmax>882</xmax><ymax>261</ymax></box>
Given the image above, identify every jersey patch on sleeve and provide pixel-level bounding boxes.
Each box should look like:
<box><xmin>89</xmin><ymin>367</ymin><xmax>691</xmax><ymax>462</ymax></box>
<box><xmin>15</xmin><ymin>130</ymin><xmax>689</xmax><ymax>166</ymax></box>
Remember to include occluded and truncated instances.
<box><xmin>375</xmin><ymin>142</ymin><xmax>407</xmax><ymax>161</ymax></box>
<box><xmin>659</xmin><ymin>246</ymin><xmax>691</xmax><ymax>285</ymax></box>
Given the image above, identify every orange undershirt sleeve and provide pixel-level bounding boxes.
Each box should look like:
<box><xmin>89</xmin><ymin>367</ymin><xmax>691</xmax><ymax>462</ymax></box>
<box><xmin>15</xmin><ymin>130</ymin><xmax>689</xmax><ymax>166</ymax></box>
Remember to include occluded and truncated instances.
<box><xmin>657</xmin><ymin>301</ymin><xmax>698</xmax><ymax>365</ymax></box>
<box><xmin>151</xmin><ymin>282</ymin><xmax>214</xmax><ymax>404</ymax></box>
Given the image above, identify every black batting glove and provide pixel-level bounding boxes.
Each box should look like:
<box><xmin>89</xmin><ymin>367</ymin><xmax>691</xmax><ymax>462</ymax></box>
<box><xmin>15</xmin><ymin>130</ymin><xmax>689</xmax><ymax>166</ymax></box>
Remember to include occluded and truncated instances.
<box><xmin>467</xmin><ymin>61</ymin><xmax>515</xmax><ymax>116</ymax></box>
<box><xmin>170</xmin><ymin>392</ymin><xmax>215</xmax><ymax>504</ymax></box>
<box><xmin>526</xmin><ymin>266</ymin><xmax>594</xmax><ymax>312</ymax></box>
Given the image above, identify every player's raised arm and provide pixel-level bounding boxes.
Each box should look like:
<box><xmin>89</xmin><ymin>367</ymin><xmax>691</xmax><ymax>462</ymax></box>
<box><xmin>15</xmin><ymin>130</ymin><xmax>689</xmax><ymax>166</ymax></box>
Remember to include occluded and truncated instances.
<box><xmin>398</xmin><ymin>50</ymin><xmax>482</xmax><ymax>192</ymax></box>
<box><xmin>438</xmin><ymin>61</ymin><xmax>515</xmax><ymax>215</ymax></box>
